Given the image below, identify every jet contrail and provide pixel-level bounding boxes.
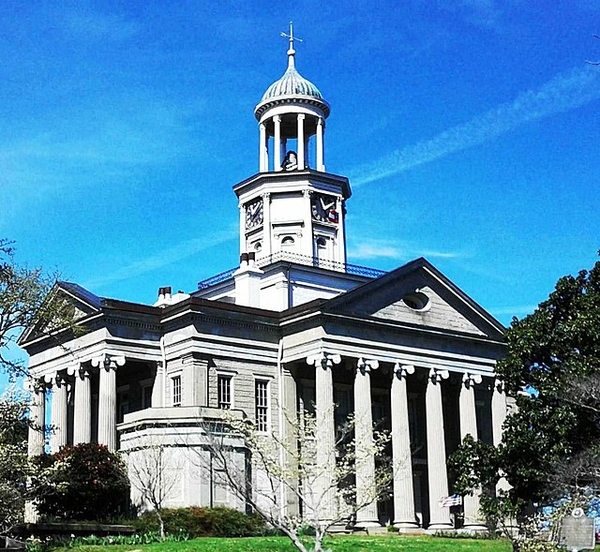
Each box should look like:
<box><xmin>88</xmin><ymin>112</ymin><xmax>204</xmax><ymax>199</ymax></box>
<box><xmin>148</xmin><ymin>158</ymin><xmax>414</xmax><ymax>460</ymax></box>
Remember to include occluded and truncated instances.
<box><xmin>348</xmin><ymin>66</ymin><xmax>600</xmax><ymax>187</ymax></box>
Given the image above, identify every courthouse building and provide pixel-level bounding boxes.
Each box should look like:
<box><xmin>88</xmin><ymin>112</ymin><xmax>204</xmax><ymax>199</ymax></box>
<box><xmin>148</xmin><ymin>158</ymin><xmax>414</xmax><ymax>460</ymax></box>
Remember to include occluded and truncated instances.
<box><xmin>20</xmin><ymin>34</ymin><xmax>506</xmax><ymax>531</ymax></box>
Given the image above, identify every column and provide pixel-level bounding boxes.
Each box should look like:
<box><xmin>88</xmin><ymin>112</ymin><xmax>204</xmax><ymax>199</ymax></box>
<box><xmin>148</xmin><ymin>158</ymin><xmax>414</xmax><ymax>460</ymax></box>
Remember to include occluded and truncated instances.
<box><xmin>94</xmin><ymin>354</ymin><xmax>125</xmax><ymax>451</ymax></box>
<box><xmin>391</xmin><ymin>363</ymin><xmax>419</xmax><ymax>530</ymax></box>
<box><xmin>297</xmin><ymin>114</ymin><xmax>305</xmax><ymax>170</ymax></box>
<box><xmin>460</xmin><ymin>373</ymin><xmax>486</xmax><ymax>531</ymax></box>
<box><xmin>50</xmin><ymin>374</ymin><xmax>68</xmax><ymax>452</ymax></box>
<box><xmin>72</xmin><ymin>366</ymin><xmax>91</xmax><ymax>444</ymax></box>
<box><xmin>492</xmin><ymin>380</ymin><xmax>511</xmax><ymax>496</ymax></box>
<box><xmin>425</xmin><ymin>367</ymin><xmax>452</xmax><ymax>530</ymax></box>
<box><xmin>491</xmin><ymin>379</ymin><xmax>507</xmax><ymax>448</ymax></box>
<box><xmin>27</xmin><ymin>379</ymin><xmax>46</xmax><ymax>457</ymax></box>
<box><xmin>354</xmin><ymin>358</ymin><xmax>380</xmax><ymax>529</ymax></box>
<box><xmin>316</xmin><ymin>117</ymin><xmax>325</xmax><ymax>171</ymax></box>
<box><xmin>259</xmin><ymin>122</ymin><xmax>268</xmax><ymax>172</ymax></box>
<box><xmin>274</xmin><ymin>115</ymin><xmax>282</xmax><ymax>170</ymax></box>
<box><xmin>307</xmin><ymin>352</ymin><xmax>340</xmax><ymax>521</ymax></box>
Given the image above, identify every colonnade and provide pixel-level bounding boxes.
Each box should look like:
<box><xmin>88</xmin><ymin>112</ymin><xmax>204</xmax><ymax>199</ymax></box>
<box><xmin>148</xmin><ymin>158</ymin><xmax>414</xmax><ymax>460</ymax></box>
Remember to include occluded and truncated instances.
<box><xmin>27</xmin><ymin>354</ymin><xmax>126</xmax><ymax>457</ymax></box>
<box><xmin>306</xmin><ymin>353</ymin><xmax>507</xmax><ymax>530</ymax></box>
<box><xmin>259</xmin><ymin>112</ymin><xmax>326</xmax><ymax>173</ymax></box>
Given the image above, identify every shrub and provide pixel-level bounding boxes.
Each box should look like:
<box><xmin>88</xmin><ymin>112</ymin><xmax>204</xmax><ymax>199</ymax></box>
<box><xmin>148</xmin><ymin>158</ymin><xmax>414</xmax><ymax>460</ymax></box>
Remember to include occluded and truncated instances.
<box><xmin>31</xmin><ymin>443</ymin><xmax>130</xmax><ymax>522</ymax></box>
<box><xmin>133</xmin><ymin>507</ymin><xmax>267</xmax><ymax>538</ymax></box>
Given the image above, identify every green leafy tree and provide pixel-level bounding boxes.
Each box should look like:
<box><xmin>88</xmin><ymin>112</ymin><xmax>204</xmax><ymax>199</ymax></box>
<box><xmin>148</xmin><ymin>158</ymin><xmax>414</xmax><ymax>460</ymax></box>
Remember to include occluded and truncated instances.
<box><xmin>31</xmin><ymin>443</ymin><xmax>131</xmax><ymax>522</ymax></box>
<box><xmin>0</xmin><ymin>239</ymin><xmax>75</xmax><ymax>380</ymax></box>
<box><xmin>451</xmin><ymin>256</ymin><xmax>600</xmax><ymax>535</ymax></box>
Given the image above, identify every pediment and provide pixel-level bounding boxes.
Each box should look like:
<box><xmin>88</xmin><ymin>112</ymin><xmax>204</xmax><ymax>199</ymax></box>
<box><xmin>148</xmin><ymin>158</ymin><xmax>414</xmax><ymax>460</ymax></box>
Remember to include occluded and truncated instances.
<box><xmin>325</xmin><ymin>258</ymin><xmax>505</xmax><ymax>340</ymax></box>
<box><xmin>18</xmin><ymin>282</ymin><xmax>102</xmax><ymax>345</ymax></box>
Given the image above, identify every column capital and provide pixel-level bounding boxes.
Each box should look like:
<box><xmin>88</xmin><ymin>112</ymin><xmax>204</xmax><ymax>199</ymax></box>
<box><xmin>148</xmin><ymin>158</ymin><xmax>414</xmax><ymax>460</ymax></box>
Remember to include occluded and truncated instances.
<box><xmin>302</xmin><ymin>188</ymin><xmax>312</xmax><ymax>198</ymax></box>
<box><xmin>273</xmin><ymin>114</ymin><xmax>281</xmax><ymax>122</ymax></box>
<box><xmin>307</xmin><ymin>352</ymin><xmax>341</xmax><ymax>369</ymax></box>
<box><xmin>462</xmin><ymin>372</ymin><xmax>482</xmax><ymax>389</ymax></box>
<box><xmin>25</xmin><ymin>377</ymin><xmax>47</xmax><ymax>393</ymax></box>
<box><xmin>393</xmin><ymin>363</ymin><xmax>415</xmax><ymax>380</ymax></box>
<box><xmin>493</xmin><ymin>378</ymin><xmax>506</xmax><ymax>394</ymax></box>
<box><xmin>91</xmin><ymin>353</ymin><xmax>125</xmax><ymax>371</ymax></box>
<box><xmin>297</xmin><ymin>113</ymin><xmax>306</xmax><ymax>121</ymax></box>
<box><xmin>357</xmin><ymin>358</ymin><xmax>379</xmax><ymax>374</ymax></box>
<box><xmin>429</xmin><ymin>367</ymin><xmax>449</xmax><ymax>384</ymax></box>
<box><xmin>262</xmin><ymin>192</ymin><xmax>271</xmax><ymax>201</ymax></box>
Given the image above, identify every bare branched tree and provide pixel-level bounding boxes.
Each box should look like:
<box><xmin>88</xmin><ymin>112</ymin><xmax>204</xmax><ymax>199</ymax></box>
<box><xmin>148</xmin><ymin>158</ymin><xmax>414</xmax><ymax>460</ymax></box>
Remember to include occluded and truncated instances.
<box><xmin>188</xmin><ymin>409</ymin><xmax>391</xmax><ymax>552</ymax></box>
<box><xmin>125</xmin><ymin>436</ymin><xmax>184</xmax><ymax>538</ymax></box>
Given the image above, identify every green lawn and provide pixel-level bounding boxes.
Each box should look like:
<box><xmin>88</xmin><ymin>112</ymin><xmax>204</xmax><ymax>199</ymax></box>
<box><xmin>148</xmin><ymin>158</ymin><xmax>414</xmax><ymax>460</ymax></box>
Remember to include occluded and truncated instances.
<box><xmin>50</xmin><ymin>535</ymin><xmax>512</xmax><ymax>552</ymax></box>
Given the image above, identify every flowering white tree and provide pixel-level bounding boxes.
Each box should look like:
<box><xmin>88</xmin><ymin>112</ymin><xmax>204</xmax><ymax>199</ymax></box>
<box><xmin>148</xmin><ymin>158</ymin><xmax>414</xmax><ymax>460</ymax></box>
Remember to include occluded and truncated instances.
<box><xmin>0</xmin><ymin>388</ymin><xmax>33</xmax><ymax>534</ymax></box>
<box><xmin>194</xmin><ymin>409</ymin><xmax>391</xmax><ymax>552</ymax></box>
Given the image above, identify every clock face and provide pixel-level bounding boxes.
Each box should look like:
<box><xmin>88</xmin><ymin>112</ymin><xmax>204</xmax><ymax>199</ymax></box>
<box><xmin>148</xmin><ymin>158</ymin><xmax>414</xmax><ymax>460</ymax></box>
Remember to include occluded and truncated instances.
<box><xmin>245</xmin><ymin>199</ymin><xmax>263</xmax><ymax>230</ymax></box>
<box><xmin>311</xmin><ymin>194</ymin><xmax>339</xmax><ymax>224</ymax></box>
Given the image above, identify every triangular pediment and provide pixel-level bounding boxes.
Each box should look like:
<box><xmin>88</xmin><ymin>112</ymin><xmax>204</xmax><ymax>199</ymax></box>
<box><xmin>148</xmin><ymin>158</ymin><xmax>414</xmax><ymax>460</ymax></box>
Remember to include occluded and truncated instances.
<box><xmin>324</xmin><ymin>258</ymin><xmax>505</xmax><ymax>340</ymax></box>
<box><xmin>18</xmin><ymin>281</ymin><xmax>103</xmax><ymax>345</ymax></box>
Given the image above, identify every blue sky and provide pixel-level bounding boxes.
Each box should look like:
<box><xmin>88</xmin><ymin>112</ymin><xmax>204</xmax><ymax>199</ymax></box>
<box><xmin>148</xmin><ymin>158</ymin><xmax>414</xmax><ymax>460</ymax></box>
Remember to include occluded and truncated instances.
<box><xmin>2</xmin><ymin>1</ymin><xmax>600</xmax><ymax>368</ymax></box>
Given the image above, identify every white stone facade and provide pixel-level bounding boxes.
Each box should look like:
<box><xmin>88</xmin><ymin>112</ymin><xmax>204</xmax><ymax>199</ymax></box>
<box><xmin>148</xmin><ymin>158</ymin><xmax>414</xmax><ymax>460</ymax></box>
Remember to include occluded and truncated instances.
<box><xmin>20</xmin><ymin>37</ymin><xmax>507</xmax><ymax>531</ymax></box>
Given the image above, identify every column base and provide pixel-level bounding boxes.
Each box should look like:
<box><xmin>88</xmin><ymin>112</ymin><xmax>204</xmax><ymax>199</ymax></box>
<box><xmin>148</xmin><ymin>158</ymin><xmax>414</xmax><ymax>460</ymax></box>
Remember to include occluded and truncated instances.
<box><xmin>353</xmin><ymin>520</ymin><xmax>383</xmax><ymax>531</ymax></box>
<box><xmin>393</xmin><ymin>520</ymin><xmax>421</xmax><ymax>533</ymax></box>
<box><xmin>426</xmin><ymin>522</ymin><xmax>454</xmax><ymax>532</ymax></box>
<box><xmin>460</xmin><ymin>524</ymin><xmax>489</xmax><ymax>533</ymax></box>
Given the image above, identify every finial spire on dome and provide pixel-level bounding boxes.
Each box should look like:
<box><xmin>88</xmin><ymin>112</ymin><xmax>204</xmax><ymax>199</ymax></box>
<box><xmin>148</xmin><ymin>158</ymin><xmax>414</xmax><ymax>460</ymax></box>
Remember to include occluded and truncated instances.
<box><xmin>280</xmin><ymin>21</ymin><xmax>302</xmax><ymax>69</ymax></box>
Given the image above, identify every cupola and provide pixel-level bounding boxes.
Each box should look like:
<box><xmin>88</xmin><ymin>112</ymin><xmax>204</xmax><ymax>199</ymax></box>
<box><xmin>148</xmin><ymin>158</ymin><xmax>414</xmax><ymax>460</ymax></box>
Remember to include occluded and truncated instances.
<box><xmin>254</xmin><ymin>23</ymin><xmax>330</xmax><ymax>173</ymax></box>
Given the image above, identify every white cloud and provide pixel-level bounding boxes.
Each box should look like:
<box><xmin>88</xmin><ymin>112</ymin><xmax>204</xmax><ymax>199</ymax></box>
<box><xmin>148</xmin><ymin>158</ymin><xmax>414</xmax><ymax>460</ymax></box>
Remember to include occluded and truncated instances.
<box><xmin>489</xmin><ymin>304</ymin><xmax>538</xmax><ymax>318</ymax></box>
<box><xmin>349</xmin><ymin>66</ymin><xmax>600</xmax><ymax>187</ymax></box>
<box><xmin>348</xmin><ymin>238</ymin><xmax>462</xmax><ymax>262</ymax></box>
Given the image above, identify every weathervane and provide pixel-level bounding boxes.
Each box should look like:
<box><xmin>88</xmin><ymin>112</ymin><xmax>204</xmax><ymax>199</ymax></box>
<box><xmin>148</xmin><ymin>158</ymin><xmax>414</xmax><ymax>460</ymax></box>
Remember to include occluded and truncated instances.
<box><xmin>281</xmin><ymin>21</ymin><xmax>303</xmax><ymax>57</ymax></box>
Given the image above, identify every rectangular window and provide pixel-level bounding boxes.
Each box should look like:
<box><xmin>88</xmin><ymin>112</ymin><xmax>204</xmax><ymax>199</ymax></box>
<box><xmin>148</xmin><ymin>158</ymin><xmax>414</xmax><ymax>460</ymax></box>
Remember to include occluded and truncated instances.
<box><xmin>255</xmin><ymin>380</ymin><xmax>269</xmax><ymax>432</ymax></box>
<box><xmin>142</xmin><ymin>385</ymin><xmax>153</xmax><ymax>409</ymax></box>
<box><xmin>218</xmin><ymin>375</ymin><xmax>232</xmax><ymax>409</ymax></box>
<box><xmin>172</xmin><ymin>375</ymin><xmax>181</xmax><ymax>407</ymax></box>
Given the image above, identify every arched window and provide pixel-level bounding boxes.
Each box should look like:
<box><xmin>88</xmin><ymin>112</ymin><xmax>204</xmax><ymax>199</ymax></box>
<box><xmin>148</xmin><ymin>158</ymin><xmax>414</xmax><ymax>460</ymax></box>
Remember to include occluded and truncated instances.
<box><xmin>281</xmin><ymin>236</ymin><xmax>295</xmax><ymax>246</ymax></box>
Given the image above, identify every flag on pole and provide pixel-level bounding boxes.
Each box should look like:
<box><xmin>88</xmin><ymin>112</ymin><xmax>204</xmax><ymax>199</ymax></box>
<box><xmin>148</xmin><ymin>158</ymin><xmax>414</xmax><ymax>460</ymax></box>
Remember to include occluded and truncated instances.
<box><xmin>439</xmin><ymin>494</ymin><xmax>462</xmax><ymax>508</ymax></box>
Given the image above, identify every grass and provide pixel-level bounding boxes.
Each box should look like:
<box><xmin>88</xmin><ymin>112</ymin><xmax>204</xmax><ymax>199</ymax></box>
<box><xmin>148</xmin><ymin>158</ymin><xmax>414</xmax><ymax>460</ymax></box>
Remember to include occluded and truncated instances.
<box><xmin>49</xmin><ymin>534</ymin><xmax>512</xmax><ymax>552</ymax></box>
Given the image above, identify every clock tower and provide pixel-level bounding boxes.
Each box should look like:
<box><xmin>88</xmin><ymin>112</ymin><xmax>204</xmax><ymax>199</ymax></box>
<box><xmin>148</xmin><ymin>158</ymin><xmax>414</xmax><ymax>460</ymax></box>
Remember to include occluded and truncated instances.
<box><xmin>233</xmin><ymin>24</ymin><xmax>351</xmax><ymax>271</ymax></box>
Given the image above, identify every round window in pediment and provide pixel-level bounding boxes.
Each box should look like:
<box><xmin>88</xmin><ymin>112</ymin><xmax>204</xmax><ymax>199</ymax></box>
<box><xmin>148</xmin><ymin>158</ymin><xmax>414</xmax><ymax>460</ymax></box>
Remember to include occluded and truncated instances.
<box><xmin>402</xmin><ymin>291</ymin><xmax>430</xmax><ymax>312</ymax></box>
